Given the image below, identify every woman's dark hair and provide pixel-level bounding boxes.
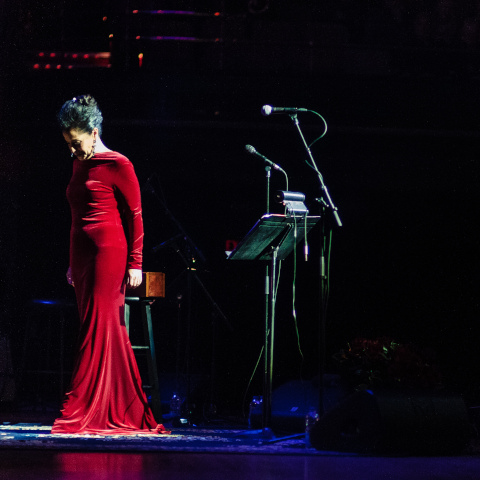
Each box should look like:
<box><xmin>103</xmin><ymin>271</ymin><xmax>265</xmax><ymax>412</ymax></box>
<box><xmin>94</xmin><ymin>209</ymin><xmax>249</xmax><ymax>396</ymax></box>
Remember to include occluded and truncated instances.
<box><xmin>57</xmin><ymin>94</ymin><xmax>103</xmax><ymax>135</ymax></box>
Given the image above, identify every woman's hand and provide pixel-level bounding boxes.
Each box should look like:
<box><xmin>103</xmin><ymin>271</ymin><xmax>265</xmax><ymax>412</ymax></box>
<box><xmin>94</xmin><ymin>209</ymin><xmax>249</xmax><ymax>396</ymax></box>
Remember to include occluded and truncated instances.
<box><xmin>127</xmin><ymin>268</ymin><xmax>143</xmax><ymax>288</ymax></box>
<box><xmin>66</xmin><ymin>266</ymin><xmax>74</xmax><ymax>287</ymax></box>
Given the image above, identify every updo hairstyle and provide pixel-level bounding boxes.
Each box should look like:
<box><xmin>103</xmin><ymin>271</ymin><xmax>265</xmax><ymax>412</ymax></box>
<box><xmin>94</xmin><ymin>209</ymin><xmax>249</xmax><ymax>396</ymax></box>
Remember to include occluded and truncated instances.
<box><xmin>57</xmin><ymin>94</ymin><xmax>103</xmax><ymax>136</ymax></box>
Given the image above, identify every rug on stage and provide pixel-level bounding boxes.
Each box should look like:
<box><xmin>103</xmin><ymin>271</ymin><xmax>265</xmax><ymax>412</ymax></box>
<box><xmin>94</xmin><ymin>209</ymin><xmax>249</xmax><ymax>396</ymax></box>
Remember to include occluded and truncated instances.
<box><xmin>0</xmin><ymin>423</ymin><xmax>335</xmax><ymax>455</ymax></box>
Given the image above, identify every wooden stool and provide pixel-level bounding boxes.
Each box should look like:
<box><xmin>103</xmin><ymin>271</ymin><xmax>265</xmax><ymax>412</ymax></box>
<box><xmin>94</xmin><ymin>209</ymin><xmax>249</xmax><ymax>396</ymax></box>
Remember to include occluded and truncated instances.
<box><xmin>125</xmin><ymin>272</ymin><xmax>165</xmax><ymax>421</ymax></box>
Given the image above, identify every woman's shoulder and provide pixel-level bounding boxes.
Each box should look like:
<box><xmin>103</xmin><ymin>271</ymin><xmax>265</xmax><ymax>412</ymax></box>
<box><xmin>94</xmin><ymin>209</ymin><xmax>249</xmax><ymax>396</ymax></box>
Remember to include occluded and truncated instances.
<box><xmin>95</xmin><ymin>151</ymin><xmax>133</xmax><ymax>167</ymax></box>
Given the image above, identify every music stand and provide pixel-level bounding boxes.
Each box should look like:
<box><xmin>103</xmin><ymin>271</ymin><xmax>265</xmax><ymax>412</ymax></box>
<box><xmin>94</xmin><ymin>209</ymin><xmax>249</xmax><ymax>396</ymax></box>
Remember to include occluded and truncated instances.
<box><xmin>228</xmin><ymin>213</ymin><xmax>320</xmax><ymax>434</ymax></box>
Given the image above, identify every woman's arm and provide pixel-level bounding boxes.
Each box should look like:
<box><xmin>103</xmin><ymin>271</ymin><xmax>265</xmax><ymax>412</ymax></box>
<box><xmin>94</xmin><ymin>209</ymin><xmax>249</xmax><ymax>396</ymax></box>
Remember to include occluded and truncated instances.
<box><xmin>114</xmin><ymin>157</ymin><xmax>144</xmax><ymax>276</ymax></box>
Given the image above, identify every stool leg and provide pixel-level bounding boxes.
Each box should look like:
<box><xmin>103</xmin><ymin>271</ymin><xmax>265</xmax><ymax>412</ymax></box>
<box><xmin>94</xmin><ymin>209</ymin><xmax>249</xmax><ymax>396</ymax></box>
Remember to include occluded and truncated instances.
<box><xmin>124</xmin><ymin>302</ymin><xmax>131</xmax><ymax>336</ymax></box>
<box><xmin>141</xmin><ymin>302</ymin><xmax>162</xmax><ymax>421</ymax></box>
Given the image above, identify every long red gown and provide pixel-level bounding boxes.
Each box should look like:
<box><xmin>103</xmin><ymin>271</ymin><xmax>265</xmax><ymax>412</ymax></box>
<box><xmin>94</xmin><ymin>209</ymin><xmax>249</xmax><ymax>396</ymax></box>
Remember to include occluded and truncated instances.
<box><xmin>52</xmin><ymin>151</ymin><xmax>168</xmax><ymax>435</ymax></box>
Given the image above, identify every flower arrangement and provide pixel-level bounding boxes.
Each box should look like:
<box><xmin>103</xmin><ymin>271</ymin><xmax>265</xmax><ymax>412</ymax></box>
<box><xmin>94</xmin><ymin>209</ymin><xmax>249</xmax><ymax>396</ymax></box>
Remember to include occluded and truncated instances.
<box><xmin>333</xmin><ymin>337</ymin><xmax>443</xmax><ymax>390</ymax></box>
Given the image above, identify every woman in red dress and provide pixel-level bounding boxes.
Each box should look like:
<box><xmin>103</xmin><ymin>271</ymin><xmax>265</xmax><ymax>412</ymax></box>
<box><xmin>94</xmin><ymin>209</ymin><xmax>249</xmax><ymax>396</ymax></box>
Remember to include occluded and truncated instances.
<box><xmin>52</xmin><ymin>95</ymin><xmax>169</xmax><ymax>435</ymax></box>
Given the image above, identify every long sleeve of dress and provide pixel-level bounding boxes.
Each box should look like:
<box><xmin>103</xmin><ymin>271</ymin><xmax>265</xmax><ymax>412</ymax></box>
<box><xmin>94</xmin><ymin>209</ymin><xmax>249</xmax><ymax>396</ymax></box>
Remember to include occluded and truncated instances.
<box><xmin>113</xmin><ymin>157</ymin><xmax>144</xmax><ymax>270</ymax></box>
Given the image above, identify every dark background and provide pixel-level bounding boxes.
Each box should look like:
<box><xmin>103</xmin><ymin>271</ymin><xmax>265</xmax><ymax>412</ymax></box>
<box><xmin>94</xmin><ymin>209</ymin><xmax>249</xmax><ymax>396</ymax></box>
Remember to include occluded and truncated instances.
<box><xmin>0</xmin><ymin>0</ymin><xmax>479</xmax><ymax>417</ymax></box>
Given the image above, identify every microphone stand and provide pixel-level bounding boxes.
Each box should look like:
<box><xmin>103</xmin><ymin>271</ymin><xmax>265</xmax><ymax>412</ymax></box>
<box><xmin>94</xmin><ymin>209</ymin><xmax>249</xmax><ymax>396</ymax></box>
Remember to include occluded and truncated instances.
<box><xmin>288</xmin><ymin>113</ymin><xmax>342</xmax><ymax>420</ymax></box>
<box><xmin>232</xmin><ymin>163</ymin><xmax>274</xmax><ymax>441</ymax></box>
<box><xmin>263</xmin><ymin>165</ymin><xmax>272</xmax><ymax>434</ymax></box>
<box><xmin>265</xmin><ymin>165</ymin><xmax>271</xmax><ymax>214</ymax></box>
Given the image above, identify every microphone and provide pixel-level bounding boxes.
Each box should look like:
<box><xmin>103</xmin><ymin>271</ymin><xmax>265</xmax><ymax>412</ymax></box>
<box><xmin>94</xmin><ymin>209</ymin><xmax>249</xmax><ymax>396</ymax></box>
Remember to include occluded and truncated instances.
<box><xmin>245</xmin><ymin>145</ymin><xmax>286</xmax><ymax>174</ymax></box>
<box><xmin>261</xmin><ymin>105</ymin><xmax>308</xmax><ymax>116</ymax></box>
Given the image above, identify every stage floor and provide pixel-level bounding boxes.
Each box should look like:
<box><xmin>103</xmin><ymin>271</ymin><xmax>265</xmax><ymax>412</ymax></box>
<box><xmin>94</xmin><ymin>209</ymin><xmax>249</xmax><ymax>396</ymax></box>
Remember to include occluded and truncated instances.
<box><xmin>1</xmin><ymin>411</ymin><xmax>480</xmax><ymax>480</ymax></box>
<box><xmin>2</xmin><ymin>448</ymin><xmax>480</xmax><ymax>480</ymax></box>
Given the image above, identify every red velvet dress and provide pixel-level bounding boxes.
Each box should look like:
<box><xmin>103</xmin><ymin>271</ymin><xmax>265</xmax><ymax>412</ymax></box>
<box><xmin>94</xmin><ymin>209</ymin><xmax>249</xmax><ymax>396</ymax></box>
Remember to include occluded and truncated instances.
<box><xmin>52</xmin><ymin>151</ymin><xmax>168</xmax><ymax>435</ymax></box>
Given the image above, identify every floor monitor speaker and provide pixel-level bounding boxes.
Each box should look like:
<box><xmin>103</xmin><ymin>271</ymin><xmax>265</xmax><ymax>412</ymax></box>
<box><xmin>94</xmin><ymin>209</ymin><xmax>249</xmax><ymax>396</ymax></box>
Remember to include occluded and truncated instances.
<box><xmin>309</xmin><ymin>389</ymin><xmax>471</xmax><ymax>455</ymax></box>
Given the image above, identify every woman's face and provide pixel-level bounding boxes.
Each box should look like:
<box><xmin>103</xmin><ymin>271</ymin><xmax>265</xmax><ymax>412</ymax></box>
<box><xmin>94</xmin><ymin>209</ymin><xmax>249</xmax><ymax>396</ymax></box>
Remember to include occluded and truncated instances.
<box><xmin>63</xmin><ymin>128</ymin><xmax>97</xmax><ymax>161</ymax></box>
